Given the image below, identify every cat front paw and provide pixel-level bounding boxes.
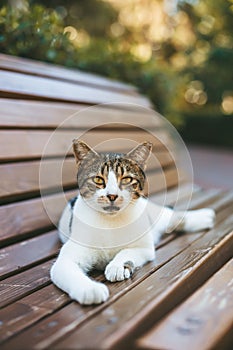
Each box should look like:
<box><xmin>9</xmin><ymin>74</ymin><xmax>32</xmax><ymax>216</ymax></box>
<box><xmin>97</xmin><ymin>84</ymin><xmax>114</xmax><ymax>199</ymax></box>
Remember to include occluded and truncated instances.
<box><xmin>185</xmin><ymin>208</ymin><xmax>216</xmax><ymax>232</ymax></box>
<box><xmin>105</xmin><ymin>261</ymin><xmax>134</xmax><ymax>282</ymax></box>
<box><xmin>70</xmin><ymin>281</ymin><xmax>109</xmax><ymax>305</ymax></box>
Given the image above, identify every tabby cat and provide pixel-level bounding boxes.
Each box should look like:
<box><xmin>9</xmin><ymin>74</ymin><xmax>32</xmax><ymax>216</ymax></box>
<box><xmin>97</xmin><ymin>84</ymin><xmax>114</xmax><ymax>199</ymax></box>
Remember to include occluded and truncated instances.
<box><xmin>50</xmin><ymin>140</ymin><xmax>215</xmax><ymax>305</ymax></box>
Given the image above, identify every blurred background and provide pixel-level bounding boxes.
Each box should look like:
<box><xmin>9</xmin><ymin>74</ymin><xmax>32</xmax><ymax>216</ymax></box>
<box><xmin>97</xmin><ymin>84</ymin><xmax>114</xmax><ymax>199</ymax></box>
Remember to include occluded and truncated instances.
<box><xmin>0</xmin><ymin>0</ymin><xmax>232</xmax><ymax>188</ymax></box>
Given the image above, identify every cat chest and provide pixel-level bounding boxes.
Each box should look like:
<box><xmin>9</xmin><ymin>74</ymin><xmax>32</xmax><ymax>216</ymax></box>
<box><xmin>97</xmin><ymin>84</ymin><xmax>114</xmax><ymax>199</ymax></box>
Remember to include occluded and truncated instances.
<box><xmin>71</xmin><ymin>212</ymin><xmax>152</xmax><ymax>249</ymax></box>
<box><xmin>92</xmin><ymin>249</ymin><xmax>120</xmax><ymax>270</ymax></box>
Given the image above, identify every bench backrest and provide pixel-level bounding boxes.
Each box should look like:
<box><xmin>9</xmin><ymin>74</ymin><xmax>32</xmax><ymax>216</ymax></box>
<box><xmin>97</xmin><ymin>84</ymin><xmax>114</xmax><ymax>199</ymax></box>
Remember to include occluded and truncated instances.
<box><xmin>0</xmin><ymin>54</ymin><xmax>186</xmax><ymax>248</ymax></box>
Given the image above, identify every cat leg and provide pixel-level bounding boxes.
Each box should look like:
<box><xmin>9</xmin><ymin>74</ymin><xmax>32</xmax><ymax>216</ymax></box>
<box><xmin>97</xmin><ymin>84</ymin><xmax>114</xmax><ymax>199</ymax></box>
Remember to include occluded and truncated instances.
<box><xmin>50</xmin><ymin>246</ymin><xmax>109</xmax><ymax>305</ymax></box>
<box><xmin>148</xmin><ymin>203</ymin><xmax>215</xmax><ymax>236</ymax></box>
<box><xmin>105</xmin><ymin>247</ymin><xmax>155</xmax><ymax>282</ymax></box>
<box><xmin>167</xmin><ymin>208</ymin><xmax>216</xmax><ymax>233</ymax></box>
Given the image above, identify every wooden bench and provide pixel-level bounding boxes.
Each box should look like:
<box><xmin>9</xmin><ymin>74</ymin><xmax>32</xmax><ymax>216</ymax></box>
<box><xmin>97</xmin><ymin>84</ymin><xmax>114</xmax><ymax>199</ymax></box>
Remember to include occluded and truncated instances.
<box><xmin>0</xmin><ymin>53</ymin><xmax>232</xmax><ymax>350</ymax></box>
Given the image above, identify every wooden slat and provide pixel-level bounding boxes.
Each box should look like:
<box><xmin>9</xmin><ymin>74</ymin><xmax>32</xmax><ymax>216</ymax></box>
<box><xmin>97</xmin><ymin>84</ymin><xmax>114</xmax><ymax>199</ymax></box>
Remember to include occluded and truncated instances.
<box><xmin>153</xmin><ymin>186</ymin><xmax>223</xmax><ymax>213</ymax></box>
<box><xmin>1</xmin><ymin>188</ymin><xmax>213</xmax><ymax>308</ymax></box>
<box><xmin>0</xmin><ymin>151</ymin><xmax>174</xmax><ymax>201</ymax></box>
<box><xmin>0</xmin><ymin>260</ymin><xmax>52</xmax><ymax>308</ymax></box>
<box><xmin>137</xmin><ymin>258</ymin><xmax>233</xmax><ymax>350</ymax></box>
<box><xmin>0</xmin><ymin>190</ymin><xmax>77</xmax><ymax>245</ymax></box>
<box><xmin>148</xmin><ymin>167</ymin><xmax>183</xmax><ymax>195</ymax></box>
<box><xmin>52</xmin><ymin>202</ymin><xmax>233</xmax><ymax>349</ymax></box>
<box><xmin>0</xmin><ymin>166</ymin><xmax>183</xmax><ymax>241</ymax></box>
<box><xmin>0</xmin><ymin>159</ymin><xmax>76</xmax><ymax>200</ymax></box>
<box><xmin>0</xmin><ymin>99</ymin><xmax>159</xmax><ymax>129</ymax></box>
<box><xmin>0</xmin><ymin>54</ymin><xmax>136</xmax><ymax>94</ymax></box>
<box><xmin>57</xmin><ymin>234</ymin><xmax>233</xmax><ymax>350</ymax></box>
<box><xmin>0</xmin><ymin>166</ymin><xmax>182</xmax><ymax>204</ymax></box>
<box><xmin>0</xmin><ymin>192</ymin><xmax>231</xmax><ymax>349</ymax></box>
<box><xmin>0</xmin><ymin>193</ymin><xmax>222</xmax><ymax>347</ymax></box>
<box><xmin>151</xmin><ymin>183</ymin><xmax>201</xmax><ymax>206</ymax></box>
<box><xmin>0</xmin><ymin>183</ymin><xmax>199</xmax><ymax>310</ymax></box>
<box><xmin>0</xmin><ymin>162</ymin><xmax>180</xmax><ymax>243</ymax></box>
<box><xmin>3</xmin><ymin>176</ymin><xmax>212</xmax><ymax>282</ymax></box>
<box><xmin>0</xmin><ymin>54</ymin><xmax>231</xmax><ymax>350</ymax></box>
<box><xmin>175</xmin><ymin>188</ymin><xmax>222</xmax><ymax>210</ymax></box>
<box><xmin>0</xmin><ymin>70</ymin><xmax>150</xmax><ymax>107</ymax></box>
<box><xmin>0</xmin><ymin>164</ymin><xmax>180</xmax><ymax>242</ymax></box>
<box><xmin>0</xmin><ymin>284</ymin><xmax>69</xmax><ymax>344</ymax></box>
<box><xmin>0</xmin><ymin>129</ymin><xmax>170</xmax><ymax>161</ymax></box>
<box><xmin>0</xmin><ymin>231</ymin><xmax>59</xmax><ymax>281</ymax></box>
<box><xmin>0</xmin><ymin>99</ymin><xmax>87</xmax><ymax>128</ymax></box>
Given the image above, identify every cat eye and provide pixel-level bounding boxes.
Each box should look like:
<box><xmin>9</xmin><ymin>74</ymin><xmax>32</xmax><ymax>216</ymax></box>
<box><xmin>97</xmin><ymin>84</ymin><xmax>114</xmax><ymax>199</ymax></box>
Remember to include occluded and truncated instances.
<box><xmin>93</xmin><ymin>176</ymin><xmax>105</xmax><ymax>186</ymax></box>
<box><xmin>121</xmin><ymin>176</ymin><xmax>133</xmax><ymax>185</ymax></box>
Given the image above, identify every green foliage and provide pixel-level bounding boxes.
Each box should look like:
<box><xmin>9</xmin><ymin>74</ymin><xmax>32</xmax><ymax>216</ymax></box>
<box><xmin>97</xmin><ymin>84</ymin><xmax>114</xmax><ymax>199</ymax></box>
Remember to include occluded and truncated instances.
<box><xmin>177</xmin><ymin>0</ymin><xmax>233</xmax><ymax>117</ymax></box>
<box><xmin>31</xmin><ymin>0</ymin><xmax>118</xmax><ymax>37</ymax></box>
<box><xmin>0</xmin><ymin>0</ymin><xmax>232</xmax><ymax>147</ymax></box>
<box><xmin>0</xmin><ymin>2</ymin><xmax>179</xmax><ymax>120</ymax></box>
<box><xmin>0</xmin><ymin>2</ymin><xmax>75</xmax><ymax>64</ymax></box>
<box><xmin>75</xmin><ymin>40</ymin><xmax>182</xmax><ymax>125</ymax></box>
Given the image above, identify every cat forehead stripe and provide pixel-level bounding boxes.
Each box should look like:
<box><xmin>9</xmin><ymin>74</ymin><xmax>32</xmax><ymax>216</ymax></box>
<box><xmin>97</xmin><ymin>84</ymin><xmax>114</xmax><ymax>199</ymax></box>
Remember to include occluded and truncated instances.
<box><xmin>100</xmin><ymin>159</ymin><xmax>126</xmax><ymax>178</ymax></box>
<box><xmin>115</xmin><ymin>162</ymin><xmax>124</xmax><ymax>177</ymax></box>
<box><xmin>101</xmin><ymin>163</ymin><xmax>109</xmax><ymax>177</ymax></box>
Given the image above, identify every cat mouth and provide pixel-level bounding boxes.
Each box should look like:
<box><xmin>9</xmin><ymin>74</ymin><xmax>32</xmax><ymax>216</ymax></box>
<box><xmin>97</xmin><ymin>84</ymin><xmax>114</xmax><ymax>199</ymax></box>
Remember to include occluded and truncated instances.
<box><xmin>103</xmin><ymin>205</ymin><xmax>120</xmax><ymax>212</ymax></box>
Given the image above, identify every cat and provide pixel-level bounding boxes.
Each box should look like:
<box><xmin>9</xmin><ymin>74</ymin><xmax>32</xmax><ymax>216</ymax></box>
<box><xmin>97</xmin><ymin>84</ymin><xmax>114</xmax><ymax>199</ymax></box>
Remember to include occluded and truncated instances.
<box><xmin>50</xmin><ymin>140</ymin><xmax>215</xmax><ymax>305</ymax></box>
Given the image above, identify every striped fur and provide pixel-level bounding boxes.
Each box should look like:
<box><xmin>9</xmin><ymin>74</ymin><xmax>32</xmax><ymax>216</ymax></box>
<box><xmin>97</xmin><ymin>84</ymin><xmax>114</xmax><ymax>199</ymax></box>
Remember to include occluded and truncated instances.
<box><xmin>72</xmin><ymin>140</ymin><xmax>152</xmax><ymax>214</ymax></box>
<box><xmin>51</xmin><ymin>140</ymin><xmax>215</xmax><ymax>305</ymax></box>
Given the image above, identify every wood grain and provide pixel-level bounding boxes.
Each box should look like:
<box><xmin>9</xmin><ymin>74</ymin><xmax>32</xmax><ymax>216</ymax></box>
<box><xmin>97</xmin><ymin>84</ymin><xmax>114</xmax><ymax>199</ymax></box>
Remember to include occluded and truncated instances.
<box><xmin>53</xmin><ymin>207</ymin><xmax>233</xmax><ymax>349</ymax></box>
<box><xmin>0</xmin><ymin>260</ymin><xmax>53</xmax><ymax>308</ymax></box>
<box><xmin>151</xmin><ymin>183</ymin><xmax>201</xmax><ymax>206</ymax></box>
<box><xmin>0</xmin><ymin>129</ymin><xmax>170</xmax><ymax>161</ymax></box>
<box><xmin>0</xmin><ymin>70</ymin><xmax>150</xmax><ymax>107</ymax></box>
<box><xmin>1</xmin><ymin>192</ymin><xmax>231</xmax><ymax>350</ymax></box>
<box><xmin>0</xmin><ymin>54</ymin><xmax>137</xmax><ymax>94</ymax></box>
<box><xmin>0</xmin><ymin>159</ymin><xmax>76</xmax><ymax>200</ymax></box>
<box><xmin>0</xmin><ymin>231</ymin><xmax>60</xmax><ymax>281</ymax></box>
<box><xmin>137</xmin><ymin>258</ymin><xmax>233</xmax><ymax>350</ymax></box>
<box><xmin>0</xmin><ymin>284</ymin><xmax>69</xmax><ymax>344</ymax></box>
<box><xmin>0</xmin><ymin>190</ymin><xmax>77</xmax><ymax>244</ymax></box>
<box><xmin>0</xmin><ymin>54</ymin><xmax>231</xmax><ymax>350</ymax></box>
<box><xmin>0</xmin><ymin>166</ymin><xmax>183</xmax><ymax>239</ymax></box>
<box><xmin>0</xmin><ymin>98</ymin><xmax>159</xmax><ymax>129</ymax></box>
<box><xmin>0</xmin><ymin>184</ymin><xmax>196</xmax><ymax>311</ymax></box>
<box><xmin>0</xmin><ymin>150</ymin><xmax>174</xmax><ymax>201</ymax></box>
<box><xmin>175</xmin><ymin>188</ymin><xmax>222</xmax><ymax>210</ymax></box>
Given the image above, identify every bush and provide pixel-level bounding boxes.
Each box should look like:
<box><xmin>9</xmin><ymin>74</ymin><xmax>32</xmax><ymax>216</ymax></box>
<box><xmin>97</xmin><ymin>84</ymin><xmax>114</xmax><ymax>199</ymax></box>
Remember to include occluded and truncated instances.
<box><xmin>0</xmin><ymin>3</ymin><xmax>76</xmax><ymax>65</ymax></box>
<box><xmin>75</xmin><ymin>40</ymin><xmax>181</xmax><ymax>123</ymax></box>
<box><xmin>0</xmin><ymin>3</ymin><xmax>180</xmax><ymax>121</ymax></box>
<box><xmin>0</xmin><ymin>1</ymin><xmax>232</xmax><ymax>148</ymax></box>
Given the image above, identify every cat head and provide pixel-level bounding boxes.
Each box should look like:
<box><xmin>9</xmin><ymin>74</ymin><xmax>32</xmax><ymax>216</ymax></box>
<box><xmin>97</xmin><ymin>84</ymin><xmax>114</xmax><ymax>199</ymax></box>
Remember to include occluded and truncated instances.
<box><xmin>73</xmin><ymin>140</ymin><xmax>152</xmax><ymax>214</ymax></box>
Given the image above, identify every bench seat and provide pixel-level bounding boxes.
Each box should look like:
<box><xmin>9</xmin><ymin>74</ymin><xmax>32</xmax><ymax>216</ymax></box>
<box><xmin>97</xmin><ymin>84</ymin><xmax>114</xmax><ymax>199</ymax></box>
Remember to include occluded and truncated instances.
<box><xmin>0</xmin><ymin>54</ymin><xmax>232</xmax><ymax>350</ymax></box>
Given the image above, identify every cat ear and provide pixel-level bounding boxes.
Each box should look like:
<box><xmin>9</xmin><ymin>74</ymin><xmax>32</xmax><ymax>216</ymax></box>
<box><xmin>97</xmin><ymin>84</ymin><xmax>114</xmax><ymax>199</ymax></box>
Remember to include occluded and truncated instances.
<box><xmin>126</xmin><ymin>141</ymin><xmax>152</xmax><ymax>170</ymax></box>
<box><xmin>72</xmin><ymin>139</ymin><xmax>99</xmax><ymax>165</ymax></box>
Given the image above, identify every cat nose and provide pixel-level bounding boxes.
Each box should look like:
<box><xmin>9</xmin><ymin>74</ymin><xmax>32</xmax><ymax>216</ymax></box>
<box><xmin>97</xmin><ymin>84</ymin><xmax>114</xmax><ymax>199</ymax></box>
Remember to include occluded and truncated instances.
<box><xmin>107</xmin><ymin>194</ymin><xmax>118</xmax><ymax>202</ymax></box>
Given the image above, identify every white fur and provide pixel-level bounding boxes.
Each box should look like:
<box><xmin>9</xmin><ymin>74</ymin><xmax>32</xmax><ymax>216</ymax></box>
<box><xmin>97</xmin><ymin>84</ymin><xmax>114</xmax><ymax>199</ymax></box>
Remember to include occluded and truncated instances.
<box><xmin>182</xmin><ymin>208</ymin><xmax>216</xmax><ymax>232</ymax></box>
<box><xmin>105</xmin><ymin>170</ymin><xmax>118</xmax><ymax>194</ymax></box>
<box><xmin>51</xmin><ymin>193</ymin><xmax>215</xmax><ymax>305</ymax></box>
<box><xmin>51</xmin><ymin>140</ymin><xmax>216</xmax><ymax>305</ymax></box>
